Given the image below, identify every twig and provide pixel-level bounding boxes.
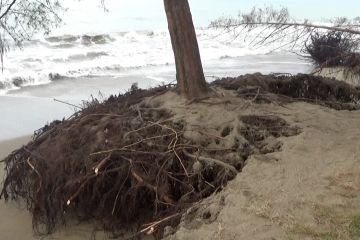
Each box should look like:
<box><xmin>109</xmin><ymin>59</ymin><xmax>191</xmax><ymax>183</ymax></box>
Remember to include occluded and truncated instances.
<box><xmin>66</xmin><ymin>174</ymin><xmax>97</xmax><ymax>206</ymax></box>
<box><xmin>111</xmin><ymin>168</ymin><xmax>130</xmax><ymax>216</ymax></box>
<box><xmin>90</xmin><ymin>133</ymin><xmax>177</xmax><ymax>156</ymax></box>
<box><xmin>123</xmin><ymin>117</ymin><xmax>176</xmax><ymax>138</ymax></box>
<box><xmin>26</xmin><ymin>157</ymin><xmax>41</xmax><ymax>178</ymax></box>
<box><xmin>150</xmin><ymin>121</ymin><xmax>189</xmax><ymax>177</ymax></box>
<box><xmin>26</xmin><ymin>157</ymin><xmax>43</xmax><ymax>196</ymax></box>
<box><xmin>140</xmin><ymin>213</ymin><xmax>180</xmax><ymax>235</ymax></box>
<box><xmin>131</xmin><ymin>169</ymin><xmax>175</xmax><ymax>205</ymax></box>
<box><xmin>54</xmin><ymin>98</ymin><xmax>82</xmax><ymax>109</ymax></box>
<box><xmin>87</xmin><ymin>113</ymin><xmax>128</xmax><ymax>118</ymax></box>
<box><xmin>0</xmin><ymin>0</ymin><xmax>17</xmax><ymax>20</ymax></box>
<box><xmin>94</xmin><ymin>154</ymin><xmax>111</xmax><ymax>175</ymax></box>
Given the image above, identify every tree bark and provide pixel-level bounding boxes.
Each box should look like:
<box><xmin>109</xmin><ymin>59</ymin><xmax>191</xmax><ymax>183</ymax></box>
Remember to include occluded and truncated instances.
<box><xmin>164</xmin><ymin>0</ymin><xmax>207</xmax><ymax>99</ymax></box>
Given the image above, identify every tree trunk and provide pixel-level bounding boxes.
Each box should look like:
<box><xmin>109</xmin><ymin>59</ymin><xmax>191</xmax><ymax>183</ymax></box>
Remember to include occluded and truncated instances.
<box><xmin>164</xmin><ymin>0</ymin><xmax>207</xmax><ymax>99</ymax></box>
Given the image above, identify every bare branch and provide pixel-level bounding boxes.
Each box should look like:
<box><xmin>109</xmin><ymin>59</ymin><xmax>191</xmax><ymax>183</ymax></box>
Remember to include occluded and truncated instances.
<box><xmin>0</xmin><ymin>0</ymin><xmax>16</xmax><ymax>20</ymax></box>
<box><xmin>210</xmin><ymin>6</ymin><xmax>360</xmax><ymax>75</ymax></box>
<box><xmin>0</xmin><ymin>0</ymin><xmax>64</xmax><ymax>66</ymax></box>
<box><xmin>210</xmin><ymin>6</ymin><xmax>360</xmax><ymax>38</ymax></box>
<box><xmin>213</xmin><ymin>21</ymin><xmax>360</xmax><ymax>36</ymax></box>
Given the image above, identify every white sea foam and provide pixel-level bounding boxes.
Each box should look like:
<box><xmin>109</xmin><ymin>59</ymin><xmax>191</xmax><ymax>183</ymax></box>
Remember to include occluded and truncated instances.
<box><xmin>0</xmin><ymin>27</ymin><xmax>307</xmax><ymax>94</ymax></box>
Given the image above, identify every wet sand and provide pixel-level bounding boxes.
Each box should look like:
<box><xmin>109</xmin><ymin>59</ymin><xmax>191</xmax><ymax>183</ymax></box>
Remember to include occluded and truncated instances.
<box><xmin>0</xmin><ymin>135</ymin><xmax>36</xmax><ymax>240</ymax></box>
<box><xmin>0</xmin><ymin>136</ymin><xmax>32</xmax><ymax>159</ymax></box>
<box><xmin>0</xmin><ymin>136</ymin><xmax>107</xmax><ymax>240</ymax></box>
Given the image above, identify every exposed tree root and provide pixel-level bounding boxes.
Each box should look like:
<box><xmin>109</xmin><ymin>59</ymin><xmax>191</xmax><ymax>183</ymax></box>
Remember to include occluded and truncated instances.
<box><xmin>0</xmin><ymin>85</ymin><xmax>241</xmax><ymax>237</ymax></box>
<box><xmin>2</xmin><ymin>73</ymin><xmax>354</xmax><ymax>238</ymax></box>
<box><xmin>215</xmin><ymin>73</ymin><xmax>360</xmax><ymax>110</ymax></box>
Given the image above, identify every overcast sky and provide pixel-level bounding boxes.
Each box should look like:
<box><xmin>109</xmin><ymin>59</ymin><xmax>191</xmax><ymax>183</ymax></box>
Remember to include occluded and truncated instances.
<box><xmin>57</xmin><ymin>0</ymin><xmax>360</xmax><ymax>34</ymax></box>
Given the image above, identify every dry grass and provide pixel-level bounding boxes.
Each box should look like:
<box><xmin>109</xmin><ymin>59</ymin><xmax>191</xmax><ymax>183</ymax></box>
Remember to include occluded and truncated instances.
<box><xmin>288</xmin><ymin>205</ymin><xmax>360</xmax><ymax>240</ymax></box>
<box><xmin>326</xmin><ymin>170</ymin><xmax>360</xmax><ymax>199</ymax></box>
<box><xmin>348</xmin><ymin>215</ymin><xmax>360</xmax><ymax>239</ymax></box>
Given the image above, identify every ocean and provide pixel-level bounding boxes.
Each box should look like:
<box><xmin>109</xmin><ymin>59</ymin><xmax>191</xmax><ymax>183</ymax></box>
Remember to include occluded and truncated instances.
<box><xmin>0</xmin><ymin>23</ymin><xmax>313</xmax><ymax>140</ymax></box>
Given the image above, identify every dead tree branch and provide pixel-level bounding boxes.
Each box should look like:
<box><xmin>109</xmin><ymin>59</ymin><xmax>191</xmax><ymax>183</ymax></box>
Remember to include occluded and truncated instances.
<box><xmin>210</xmin><ymin>6</ymin><xmax>360</xmax><ymax>49</ymax></box>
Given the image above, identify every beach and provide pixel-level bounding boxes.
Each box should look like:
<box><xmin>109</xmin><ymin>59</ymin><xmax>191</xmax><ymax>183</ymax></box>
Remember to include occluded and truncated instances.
<box><xmin>1</xmin><ymin>74</ymin><xmax>359</xmax><ymax>240</ymax></box>
<box><xmin>163</xmin><ymin>100</ymin><xmax>360</xmax><ymax>240</ymax></box>
<box><xmin>0</xmin><ymin>30</ymin><xmax>314</xmax><ymax>238</ymax></box>
<box><xmin>0</xmin><ymin>136</ymin><xmax>109</xmax><ymax>239</ymax></box>
<box><xmin>0</xmin><ymin>52</ymin><xmax>312</xmax><ymax>141</ymax></box>
<box><xmin>3</xmin><ymin>16</ymin><xmax>360</xmax><ymax>238</ymax></box>
<box><xmin>0</xmin><ymin>136</ymin><xmax>35</xmax><ymax>240</ymax></box>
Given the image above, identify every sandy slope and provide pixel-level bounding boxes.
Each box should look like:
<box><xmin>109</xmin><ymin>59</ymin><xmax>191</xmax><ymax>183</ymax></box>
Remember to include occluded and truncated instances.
<box><xmin>159</xmin><ymin>93</ymin><xmax>360</xmax><ymax>240</ymax></box>
<box><xmin>316</xmin><ymin>67</ymin><xmax>360</xmax><ymax>86</ymax></box>
<box><xmin>1</xmin><ymin>88</ymin><xmax>360</xmax><ymax>240</ymax></box>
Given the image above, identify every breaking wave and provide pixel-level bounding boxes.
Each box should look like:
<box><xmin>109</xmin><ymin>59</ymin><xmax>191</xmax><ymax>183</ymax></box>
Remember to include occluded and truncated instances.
<box><xmin>0</xmin><ymin>28</ymin><xmax>304</xmax><ymax>94</ymax></box>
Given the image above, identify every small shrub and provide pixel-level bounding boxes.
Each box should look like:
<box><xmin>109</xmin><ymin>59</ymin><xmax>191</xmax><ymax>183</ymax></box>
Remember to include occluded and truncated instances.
<box><xmin>305</xmin><ymin>31</ymin><xmax>359</xmax><ymax>67</ymax></box>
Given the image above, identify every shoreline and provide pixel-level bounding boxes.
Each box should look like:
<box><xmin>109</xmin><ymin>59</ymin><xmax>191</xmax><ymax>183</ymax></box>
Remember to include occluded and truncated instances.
<box><xmin>0</xmin><ymin>53</ymin><xmax>312</xmax><ymax>141</ymax></box>
<box><xmin>0</xmin><ymin>135</ymin><xmax>34</xmax><ymax>239</ymax></box>
<box><xmin>0</xmin><ymin>135</ymin><xmax>32</xmax><ymax>159</ymax></box>
<box><xmin>0</xmin><ymin>135</ymin><xmax>107</xmax><ymax>240</ymax></box>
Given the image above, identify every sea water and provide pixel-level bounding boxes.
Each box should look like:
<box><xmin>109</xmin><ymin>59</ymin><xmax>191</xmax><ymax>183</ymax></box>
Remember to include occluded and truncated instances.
<box><xmin>0</xmin><ymin>11</ymin><xmax>313</xmax><ymax>140</ymax></box>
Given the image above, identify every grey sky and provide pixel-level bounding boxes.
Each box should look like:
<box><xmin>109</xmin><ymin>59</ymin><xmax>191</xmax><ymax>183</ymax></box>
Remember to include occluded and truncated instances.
<box><xmin>58</xmin><ymin>0</ymin><xmax>360</xmax><ymax>34</ymax></box>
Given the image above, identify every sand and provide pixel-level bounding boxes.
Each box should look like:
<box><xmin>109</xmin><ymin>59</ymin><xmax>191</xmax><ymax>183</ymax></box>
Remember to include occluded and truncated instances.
<box><xmin>155</xmin><ymin>90</ymin><xmax>360</xmax><ymax>240</ymax></box>
<box><xmin>315</xmin><ymin>67</ymin><xmax>360</xmax><ymax>86</ymax></box>
<box><xmin>0</xmin><ymin>136</ymin><xmax>109</xmax><ymax>240</ymax></box>
<box><xmin>0</xmin><ymin>136</ymin><xmax>36</xmax><ymax>240</ymax></box>
<box><xmin>1</xmin><ymin>87</ymin><xmax>360</xmax><ymax>240</ymax></box>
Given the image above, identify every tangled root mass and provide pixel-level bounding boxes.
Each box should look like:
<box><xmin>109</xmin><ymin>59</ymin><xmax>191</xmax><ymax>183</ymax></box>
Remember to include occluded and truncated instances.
<box><xmin>1</xmin><ymin>73</ymin><xmax>358</xmax><ymax>237</ymax></box>
<box><xmin>0</xmin><ymin>86</ymin><xmax>239</xmax><ymax>236</ymax></box>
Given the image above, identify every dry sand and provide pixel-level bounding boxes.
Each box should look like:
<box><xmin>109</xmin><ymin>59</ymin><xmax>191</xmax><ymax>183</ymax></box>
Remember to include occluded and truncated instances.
<box><xmin>1</xmin><ymin>87</ymin><xmax>360</xmax><ymax>240</ymax></box>
<box><xmin>316</xmin><ymin>67</ymin><xmax>360</xmax><ymax>86</ymax></box>
<box><xmin>154</xmin><ymin>89</ymin><xmax>360</xmax><ymax>240</ymax></box>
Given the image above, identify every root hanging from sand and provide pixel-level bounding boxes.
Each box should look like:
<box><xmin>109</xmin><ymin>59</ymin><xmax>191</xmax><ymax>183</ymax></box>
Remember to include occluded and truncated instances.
<box><xmin>2</xmin><ymin>73</ymin><xmax>353</xmax><ymax>237</ymax></box>
<box><xmin>0</xmin><ymin>85</ymin><xmax>239</xmax><ymax>236</ymax></box>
